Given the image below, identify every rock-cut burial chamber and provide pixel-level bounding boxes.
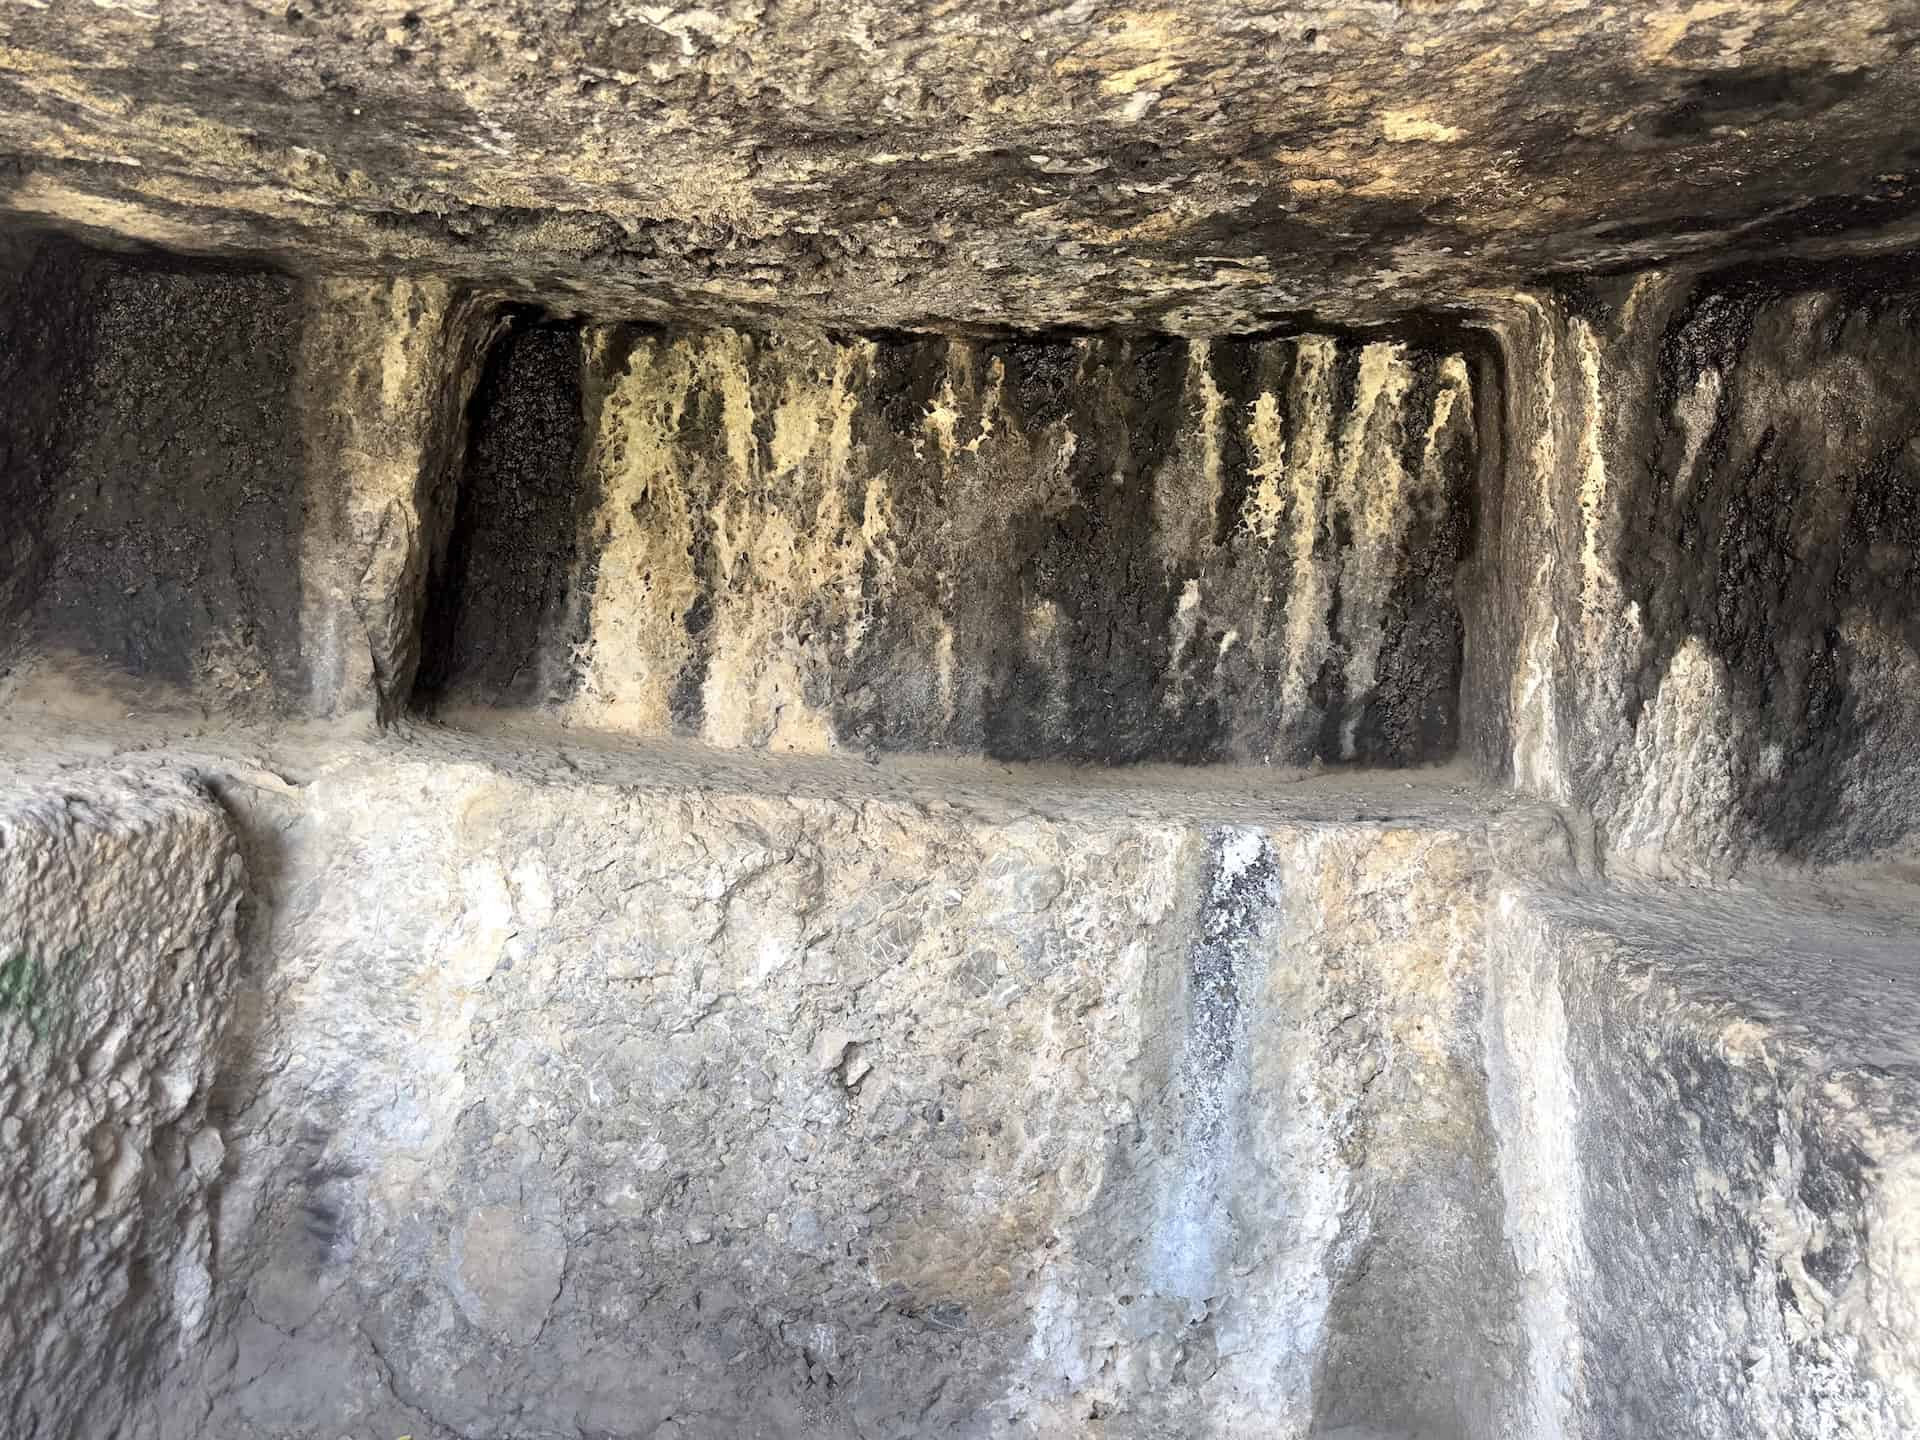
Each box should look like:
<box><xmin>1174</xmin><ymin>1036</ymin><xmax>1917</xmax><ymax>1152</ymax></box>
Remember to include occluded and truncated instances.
<box><xmin>1</xmin><ymin>235</ymin><xmax>1920</xmax><ymax>1440</ymax></box>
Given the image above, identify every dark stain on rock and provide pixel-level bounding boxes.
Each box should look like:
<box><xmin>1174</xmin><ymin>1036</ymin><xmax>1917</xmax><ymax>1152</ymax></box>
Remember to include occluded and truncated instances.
<box><xmin>1615</xmin><ymin>268</ymin><xmax>1920</xmax><ymax>855</ymax></box>
<box><xmin>414</xmin><ymin>314</ymin><xmax>591</xmax><ymax>710</ymax></box>
<box><xmin>400</xmin><ymin>323</ymin><xmax>1475</xmax><ymax>767</ymax></box>
<box><xmin>982</xmin><ymin>336</ymin><xmax>1220</xmax><ymax>764</ymax></box>
<box><xmin>3</xmin><ymin>238</ymin><xmax>305</xmax><ymax>703</ymax></box>
<box><xmin>1796</xmin><ymin>1131</ymin><xmax>1870</xmax><ymax>1294</ymax></box>
<box><xmin>0</xmin><ymin>235</ymin><xmax>95</xmax><ymax>655</ymax></box>
<box><xmin>1351</xmin><ymin>353</ymin><xmax>1474</xmax><ymax>764</ymax></box>
<box><xmin>1650</xmin><ymin>66</ymin><xmax>1869</xmax><ymax>140</ymax></box>
<box><xmin>861</xmin><ymin>332</ymin><xmax>948</xmax><ymax>437</ymax></box>
<box><xmin>984</xmin><ymin>336</ymin><xmax>1080</xmax><ymax>431</ymax></box>
<box><xmin>1207</xmin><ymin>338</ymin><xmax>1271</xmax><ymax>547</ymax></box>
<box><xmin>838</xmin><ymin>331</ymin><xmax>1474</xmax><ymax>766</ymax></box>
<box><xmin>668</xmin><ymin>588</ymin><xmax>714</xmax><ymax>736</ymax></box>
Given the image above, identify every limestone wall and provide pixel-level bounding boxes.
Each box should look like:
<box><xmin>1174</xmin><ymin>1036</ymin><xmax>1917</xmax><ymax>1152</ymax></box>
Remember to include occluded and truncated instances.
<box><xmin>2</xmin><ymin>236</ymin><xmax>1479</xmax><ymax>769</ymax></box>
<box><xmin>1486</xmin><ymin>879</ymin><xmax>1920</xmax><ymax>1439</ymax></box>
<box><xmin>0</xmin><ymin>768</ymin><xmax>245</xmax><ymax>1440</ymax></box>
<box><xmin>1463</xmin><ymin>263</ymin><xmax>1920</xmax><ymax>872</ymax></box>
<box><xmin>6</xmin><ymin>229</ymin><xmax>1920</xmax><ymax>1440</ymax></box>
<box><xmin>420</xmin><ymin>324</ymin><xmax>1477</xmax><ymax>766</ymax></box>
<box><xmin>124</xmin><ymin>738</ymin><xmax>1526</xmax><ymax>1440</ymax></box>
<box><xmin>0</xmin><ymin>241</ymin><xmax>304</xmax><ymax>709</ymax></box>
<box><xmin>4</xmin><ymin>731</ymin><xmax>1906</xmax><ymax>1440</ymax></box>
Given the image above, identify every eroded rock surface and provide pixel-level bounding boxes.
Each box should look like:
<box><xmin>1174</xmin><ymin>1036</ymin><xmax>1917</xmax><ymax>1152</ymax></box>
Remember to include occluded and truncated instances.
<box><xmin>1465</xmin><ymin>260</ymin><xmax>1920</xmax><ymax>871</ymax></box>
<box><xmin>0</xmin><ymin>767</ymin><xmax>245</xmax><ymax>1440</ymax></box>
<box><xmin>0</xmin><ymin>236</ymin><xmax>500</xmax><ymax>720</ymax></box>
<box><xmin>0</xmin><ymin>726</ymin><xmax>1911</xmax><ymax>1440</ymax></box>
<box><xmin>1488</xmin><ymin>878</ymin><xmax>1920</xmax><ymax>1439</ymax></box>
<box><xmin>159</xmin><ymin>737</ymin><xmax>1528</xmax><ymax>1440</ymax></box>
<box><xmin>0</xmin><ymin>240</ymin><xmax>304</xmax><ymax>708</ymax></box>
<box><xmin>3</xmin><ymin>237</ymin><xmax>1479</xmax><ymax>766</ymax></box>
<box><xmin>421</xmin><ymin>323</ymin><xmax>1477</xmax><ymax>765</ymax></box>
<box><xmin>299</xmin><ymin>275</ymin><xmax>500</xmax><ymax>720</ymax></box>
<box><xmin>5</xmin><ymin>6</ymin><xmax>1920</xmax><ymax>1425</ymax></box>
<box><xmin>5</xmin><ymin>3</ymin><xmax>1920</xmax><ymax>331</ymax></box>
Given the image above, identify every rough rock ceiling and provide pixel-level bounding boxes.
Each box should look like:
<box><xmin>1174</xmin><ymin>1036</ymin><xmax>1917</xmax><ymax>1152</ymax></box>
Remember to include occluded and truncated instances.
<box><xmin>4</xmin><ymin>0</ymin><xmax>1920</xmax><ymax>332</ymax></box>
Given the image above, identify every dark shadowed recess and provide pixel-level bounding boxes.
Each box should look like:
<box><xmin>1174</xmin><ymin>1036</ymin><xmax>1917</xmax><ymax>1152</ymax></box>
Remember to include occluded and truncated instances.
<box><xmin>978</xmin><ymin>336</ymin><xmax>1209</xmax><ymax>764</ymax></box>
<box><xmin>407</xmin><ymin>318</ymin><xmax>1477</xmax><ymax>766</ymax></box>
<box><xmin>412</xmin><ymin>311</ymin><xmax>592</xmax><ymax>711</ymax></box>
<box><xmin>0</xmin><ymin>234</ymin><xmax>304</xmax><ymax>698</ymax></box>
<box><xmin>1620</xmin><ymin>254</ymin><xmax>1920</xmax><ymax>855</ymax></box>
<box><xmin>837</xmin><ymin>332</ymin><xmax>1473</xmax><ymax>766</ymax></box>
<box><xmin>0</xmin><ymin>235</ymin><xmax>95</xmax><ymax>656</ymax></box>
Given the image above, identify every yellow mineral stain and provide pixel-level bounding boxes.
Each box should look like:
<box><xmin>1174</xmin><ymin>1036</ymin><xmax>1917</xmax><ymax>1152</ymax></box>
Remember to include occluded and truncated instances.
<box><xmin>1156</xmin><ymin>341</ymin><xmax>1225</xmax><ymax>565</ymax></box>
<box><xmin>1164</xmin><ymin>577</ymin><xmax>1203</xmax><ymax>700</ymax></box>
<box><xmin>1193</xmin><ymin>340</ymin><xmax>1225</xmax><ymax>499</ymax></box>
<box><xmin>1239</xmin><ymin>389</ymin><xmax>1289</xmax><ymax>543</ymax></box>
<box><xmin>378</xmin><ymin>281</ymin><xmax>435</xmax><ymax>411</ymax></box>
<box><xmin>922</xmin><ymin>347</ymin><xmax>967</xmax><ymax>460</ymax></box>
<box><xmin>1616</xmin><ymin>269</ymin><xmax>1670</xmax><ymax>335</ymax></box>
<box><xmin>691</xmin><ymin>336</ymin><xmax>876</xmax><ymax>751</ymax></box>
<box><xmin>1380</xmin><ymin>111</ymin><xmax>1464</xmax><ymax>144</ymax></box>
<box><xmin>1570</xmin><ymin>318</ymin><xmax>1623</xmax><ymax>651</ymax></box>
<box><xmin>1277</xmin><ymin>337</ymin><xmax>1339</xmax><ymax>725</ymax></box>
<box><xmin>1640</xmin><ymin>1</ymin><xmax>1742</xmax><ymax>62</ymax></box>
<box><xmin>1351</xmin><ymin>173</ymin><xmax>1425</xmax><ymax>199</ymax></box>
<box><xmin>1101</xmin><ymin>57</ymin><xmax>1184</xmax><ymax>96</ymax></box>
<box><xmin>700</xmin><ymin>570</ymin><xmax>838</xmax><ymax>752</ymax></box>
<box><xmin>1332</xmin><ymin>343</ymin><xmax>1416</xmax><ymax>758</ymax></box>
<box><xmin>564</xmin><ymin>332</ymin><xmax>701</xmax><ymax>734</ymax></box>
<box><xmin>0</xmin><ymin>46</ymin><xmax>136</xmax><ymax>120</ymax></box>
<box><xmin>708</xmin><ymin>331</ymin><xmax>759</xmax><ymax>493</ymax></box>
<box><xmin>935</xmin><ymin>622</ymin><xmax>958</xmax><ymax>727</ymax></box>
<box><xmin>967</xmin><ymin>355</ymin><xmax>1008</xmax><ymax>453</ymax></box>
<box><xmin>769</xmin><ymin>342</ymin><xmax>866</xmax><ymax>483</ymax></box>
<box><xmin>1053</xmin><ymin>10</ymin><xmax>1190</xmax><ymax>77</ymax></box>
<box><xmin>1423</xmin><ymin>355</ymin><xmax>1473</xmax><ymax>464</ymax></box>
<box><xmin>8</xmin><ymin>174</ymin><xmax>204</xmax><ymax>249</ymax></box>
<box><xmin>1506</xmin><ymin>297</ymin><xmax>1570</xmax><ymax>800</ymax></box>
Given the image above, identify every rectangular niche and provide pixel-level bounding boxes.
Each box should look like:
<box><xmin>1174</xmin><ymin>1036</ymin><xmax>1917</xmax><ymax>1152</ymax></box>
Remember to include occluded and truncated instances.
<box><xmin>415</xmin><ymin>324</ymin><xmax>1480</xmax><ymax>767</ymax></box>
<box><xmin>0</xmin><ymin>236</ymin><xmax>304</xmax><ymax>710</ymax></box>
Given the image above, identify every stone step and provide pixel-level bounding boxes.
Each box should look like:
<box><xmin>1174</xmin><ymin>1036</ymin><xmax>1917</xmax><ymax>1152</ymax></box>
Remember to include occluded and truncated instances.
<box><xmin>1489</xmin><ymin>876</ymin><xmax>1920</xmax><ymax>1439</ymax></box>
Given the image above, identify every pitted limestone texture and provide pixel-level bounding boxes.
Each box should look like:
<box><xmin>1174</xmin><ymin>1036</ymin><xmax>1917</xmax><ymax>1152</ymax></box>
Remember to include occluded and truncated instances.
<box><xmin>5</xmin><ymin>2</ymin><xmax>1920</xmax><ymax>333</ymax></box>
<box><xmin>0</xmin><ymin>766</ymin><xmax>245</xmax><ymax>1440</ymax></box>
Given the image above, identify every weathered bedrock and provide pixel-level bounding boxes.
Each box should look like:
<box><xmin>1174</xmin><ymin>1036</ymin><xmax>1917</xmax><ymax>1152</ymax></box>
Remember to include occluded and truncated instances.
<box><xmin>2</xmin><ymin>220</ymin><xmax>1920</xmax><ymax>1440</ymax></box>
<box><xmin>165</xmin><ymin>746</ymin><xmax>1528</xmax><ymax>1440</ymax></box>
<box><xmin>3</xmin><ymin>235</ymin><xmax>1478</xmax><ymax>768</ymax></box>
<box><xmin>419</xmin><ymin>322</ymin><xmax>1476</xmax><ymax>766</ymax></box>
<box><xmin>0</xmin><ymin>237</ymin><xmax>495</xmax><ymax>722</ymax></box>
<box><xmin>4</xmin><ymin>3</ymin><xmax>1920</xmax><ymax>1437</ymax></box>
<box><xmin>1466</xmin><ymin>260</ymin><xmax>1920</xmax><ymax>871</ymax></box>
<box><xmin>0</xmin><ymin>767</ymin><xmax>244</xmax><ymax>1440</ymax></box>
<box><xmin>2</xmin><ymin>732</ymin><xmax>1917</xmax><ymax>1440</ymax></box>
<box><xmin>4</xmin><ymin>0</ymin><xmax>1920</xmax><ymax>332</ymax></box>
